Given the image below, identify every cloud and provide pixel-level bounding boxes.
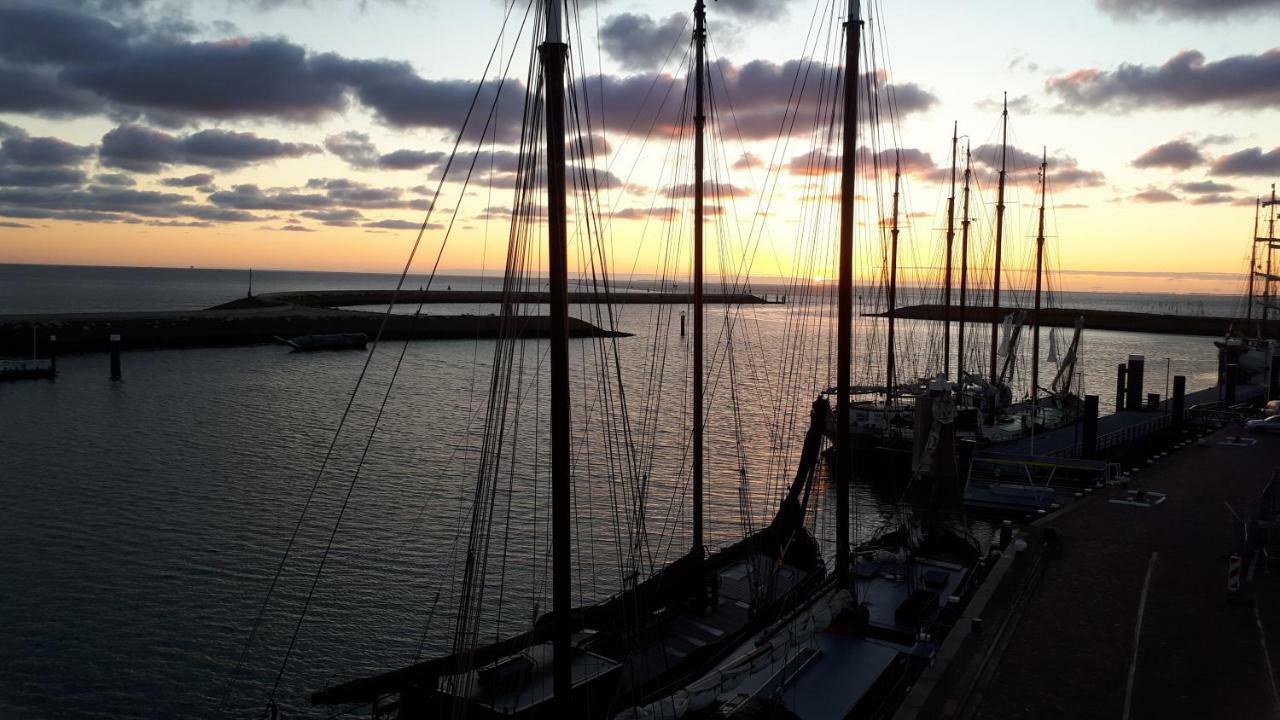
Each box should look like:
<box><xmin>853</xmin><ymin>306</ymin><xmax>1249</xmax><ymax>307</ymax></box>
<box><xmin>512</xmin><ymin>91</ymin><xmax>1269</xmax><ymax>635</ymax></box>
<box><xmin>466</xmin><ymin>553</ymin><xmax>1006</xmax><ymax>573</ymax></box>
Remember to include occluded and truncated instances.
<box><xmin>278</xmin><ymin>223</ymin><xmax>314</xmax><ymax>232</ymax></box>
<box><xmin>664</xmin><ymin>181</ymin><xmax>750</xmax><ymax>199</ymax></box>
<box><xmin>1131</xmin><ymin>188</ymin><xmax>1179</xmax><ymax>203</ymax></box>
<box><xmin>0</xmin><ymin>220</ymin><xmax>33</xmax><ymax>228</ymax></box>
<box><xmin>1047</xmin><ymin>49</ymin><xmax>1280</xmax><ymax>111</ymax></box>
<box><xmin>1132</xmin><ymin>140</ymin><xmax>1204</xmax><ymax>169</ymax></box>
<box><xmin>0</xmin><ymin>184</ymin><xmax>253</xmax><ymax>222</ymax></box>
<box><xmin>600</xmin><ymin>13</ymin><xmax>687</xmax><ymax>71</ymax></box>
<box><xmin>1095</xmin><ymin>0</ymin><xmax>1279</xmax><ymax>20</ymax></box>
<box><xmin>93</xmin><ymin>173</ymin><xmax>135</xmax><ymax>186</ymax></box>
<box><xmin>363</xmin><ymin>218</ymin><xmax>441</xmax><ymax>230</ymax></box>
<box><xmin>0</xmin><ymin>167</ymin><xmax>88</xmax><ymax>187</ymax></box>
<box><xmin>324</xmin><ymin>131</ymin><xmax>448</xmax><ymax>170</ymax></box>
<box><xmin>611</xmin><ymin>206</ymin><xmax>679</xmax><ymax>221</ymax></box>
<box><xmin>300</xmin><ymin>208</ymin><xmax>363</xmax><ymax>226</ymax></box>
<box><xmin>1176</xmin><ymin>180</ymin><xmax>1237</xmax><ymax>193</ymax></box>
<box><xmin>972</xmin><ymin>144</ymin><xmax>1105</xmax><ymax>190</ymax></box>
<box><xmin>99</xmin><ymin>124</ymin><xmax>318</xmax><ymax>172</ymax></box>
<box><xmin>732</xmin><ymin>152</ymin><xmax>762</xmax><ymax>169</ymax></box>
<box><xmin>1209</xmin><ymin>146</ymin><xmax>1280</xmax><ymax>176</ymax></box>
<box><xmin>1190</xmin><ymin>194</ymin><xmax>1240</xmax><ymax>205</ymax></box>
<box><xmin>161</xmin><ymin>172</ymin><xmax>215</xmax><ymax>187</ymax></box>
<box><xmin>0</xmin><ymin>134</ymin><xmax>94</xmax><ymax>167</ymax></box>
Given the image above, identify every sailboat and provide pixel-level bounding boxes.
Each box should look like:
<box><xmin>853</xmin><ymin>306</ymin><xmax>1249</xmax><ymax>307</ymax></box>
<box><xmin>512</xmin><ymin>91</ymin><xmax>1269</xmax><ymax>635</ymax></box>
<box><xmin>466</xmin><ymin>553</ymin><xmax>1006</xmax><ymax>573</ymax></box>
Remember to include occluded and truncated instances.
<box><xmin>830</xmin><ymin>97</ymin><xmax>1086</xmax><ymax>483</ymax></box>
<box><xmin>307</xmin><ymin>3</ymin><xmax>832</xmax><ymax>717</ymax></box>
<box><xmin>1220</xmin><ymin>184</ymin><xmax>1280</xmax><ymax>399</ymax></box>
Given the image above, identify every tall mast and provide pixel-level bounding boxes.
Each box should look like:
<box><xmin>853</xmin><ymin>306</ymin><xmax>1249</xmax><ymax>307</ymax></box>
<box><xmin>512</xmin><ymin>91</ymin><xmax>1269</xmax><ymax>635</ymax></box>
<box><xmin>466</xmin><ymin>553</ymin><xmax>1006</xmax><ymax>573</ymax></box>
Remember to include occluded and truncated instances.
<box><xmin>1248</xmin><ymin>197</ymin><xmax>1259</xmax><ymax>334</ymax></box>
<box><xmin>958</xmin><ymin>144</ymin><xmax>972</xmax><ymax>386</ymax></box>
<box><xmin>989</xmin><ymin>93</ymin><xmax>1009</xmax><ymax>388</ymax></box>
<box><xmin>692</xmin><ymin>0</ymin><xmax>706</xmax><ymax>556</ymax></box>
<box><xmin>1032</xmin><ymin>148</ymin><xmax>1047</xmax><ymax>411</ymax></box>
<box><xmin>1267</xmin><ymin>184</ymin><xmax>1277</xmax><ymax>333</ymax></box>
<box><xmin>835</xmin><ymin>0</ymin><xmax>862</xmax><ymax>588</ymax></box>
<box><xmin>943</xmin><ymin>122</ymin><xmax>958</xmax><ymax>380</ymax></box>
<box><xmin>886</xmin><ymin>158</ymin><xmax>900</xmax><ymax>412</ymax></box>
<box><xmin>539</xmin><ymin>0</ymin><xmax>573</xmax><ymax>707</ymax></box>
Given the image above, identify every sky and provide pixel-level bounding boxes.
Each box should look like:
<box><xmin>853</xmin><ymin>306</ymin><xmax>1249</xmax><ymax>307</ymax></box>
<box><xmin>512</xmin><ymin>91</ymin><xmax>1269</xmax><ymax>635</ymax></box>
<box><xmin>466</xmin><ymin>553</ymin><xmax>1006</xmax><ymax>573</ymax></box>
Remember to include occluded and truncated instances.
<box><xmin>0</xmin><ymin>0</ymin><xmax>1277</xmax><ymax>295</ymax></box>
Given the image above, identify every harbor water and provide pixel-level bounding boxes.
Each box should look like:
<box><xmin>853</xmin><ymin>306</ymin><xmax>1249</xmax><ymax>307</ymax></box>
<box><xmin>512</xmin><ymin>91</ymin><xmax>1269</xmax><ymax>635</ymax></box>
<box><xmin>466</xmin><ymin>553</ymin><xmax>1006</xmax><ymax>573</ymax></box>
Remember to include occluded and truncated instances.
<box><xmin>0</xmin><ymin>264</ymin><xmax>1226</xmax><ymax>717</ymax></box>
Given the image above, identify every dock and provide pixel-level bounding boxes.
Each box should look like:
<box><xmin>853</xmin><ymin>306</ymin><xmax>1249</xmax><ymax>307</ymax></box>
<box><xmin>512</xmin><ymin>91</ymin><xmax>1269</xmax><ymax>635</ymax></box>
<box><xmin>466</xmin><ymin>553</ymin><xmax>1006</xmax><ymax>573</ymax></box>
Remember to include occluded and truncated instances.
<box><xmin>879</xmin><ymin>304</ymin><xmax>1268</xmax><ymax>338</ymax></box>
<box><xmin>898</xmin><ymin>425</ymin><xmax>1280</xmax><ymax>719</ymax></box>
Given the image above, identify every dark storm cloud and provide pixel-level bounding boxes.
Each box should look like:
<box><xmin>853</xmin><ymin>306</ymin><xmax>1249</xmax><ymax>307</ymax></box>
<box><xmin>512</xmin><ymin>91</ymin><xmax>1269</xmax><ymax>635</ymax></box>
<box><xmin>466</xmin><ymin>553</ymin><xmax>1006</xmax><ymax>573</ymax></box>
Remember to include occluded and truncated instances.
<box><xmin>1096</xmin><ymin>0</ymin><xmax>1279</xmax><ymax>20</ymax></box>
<box><xmin>1047</xmin><ymin>49</ymin><xmax>1280</xmax><ymax>111</ymax></box>
<box><xmin>1131</xmin><ymin>188</ymin><xmax>1179</xmax><ymax>203</ymax></box>
<box><xmin>1209</xmin><ymin>147</ymin><xmax>1280</xmax><ymax>176</ymax></box>
<box><xmin>94</xmin><ymin>173</ymin><xmax>136</xmax><ymax>186</ymax></box>
<box><xmin>1132</xmin><ymin>140</ymin><xmax>1205</xmax><ymax>169</ymax></box>
<box><xmin>161</xmin><ymin>172</ymin><xmax>215</xmax><ymax>187</ymax></box>
<box><xmin>600</xmin><ymin>13</ymin><xmax>687</xmax><ymax>71</ymax></box>
<box><xmin>99</xmin><ymin>124</ymin><xmax>319</xmax><ymax>172</ymax></box>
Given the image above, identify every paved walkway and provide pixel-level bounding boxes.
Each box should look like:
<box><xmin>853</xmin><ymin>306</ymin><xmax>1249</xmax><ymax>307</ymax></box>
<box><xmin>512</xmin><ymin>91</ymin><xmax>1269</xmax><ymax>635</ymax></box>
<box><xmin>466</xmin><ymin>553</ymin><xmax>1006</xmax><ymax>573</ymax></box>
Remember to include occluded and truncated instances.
<box><xmin>906</xmin><ymin>425</ymin><xmax>1280</xmax><ymax>719</ymax></box>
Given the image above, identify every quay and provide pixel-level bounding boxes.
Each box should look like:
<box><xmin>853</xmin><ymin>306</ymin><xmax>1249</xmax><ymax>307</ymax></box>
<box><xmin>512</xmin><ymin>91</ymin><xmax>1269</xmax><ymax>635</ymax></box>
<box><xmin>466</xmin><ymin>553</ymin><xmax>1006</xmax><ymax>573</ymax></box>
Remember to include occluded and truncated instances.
<box><xmin>0</xmin><ymin>299</ymin><xmax>625</xmax><ymax>356</ymax></box>
<box><xmin>881</xmin><ymin>304</ymin><xmax>1273</xmax><ymax>338</ymax></box>
<box><xmin>900</xmin><ymin>425</ymin><xmax>1280</xmax><ymax>719</ymax></box>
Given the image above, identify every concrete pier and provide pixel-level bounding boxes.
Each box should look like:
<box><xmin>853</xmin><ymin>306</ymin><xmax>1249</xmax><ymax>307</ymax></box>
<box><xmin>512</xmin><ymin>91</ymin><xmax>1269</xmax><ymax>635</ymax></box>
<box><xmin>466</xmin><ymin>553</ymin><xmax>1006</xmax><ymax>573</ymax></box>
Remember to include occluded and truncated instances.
<box><xmin>900</xmin><ymin>426</ymin><xmax>1280</xmax><ymax>719</ymax></box>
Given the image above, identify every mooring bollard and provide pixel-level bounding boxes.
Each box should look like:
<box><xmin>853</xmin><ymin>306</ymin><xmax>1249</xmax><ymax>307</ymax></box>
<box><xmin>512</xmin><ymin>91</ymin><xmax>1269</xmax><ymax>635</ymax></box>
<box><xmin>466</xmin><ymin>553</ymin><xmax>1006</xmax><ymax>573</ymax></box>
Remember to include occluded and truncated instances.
<box><xmin>48</xmin><ymin>334</ymin><xmax>57</xmax><ymax>376</ymax></box>
<box><xmin>971</xmin><ymin>617</ymin><xmax>984</xmax><ymax>635</ymax></box>
<box><xmin>999</xmin><ymin>519</ymin><xmax>1013</xmax><ymax>549</ymax></box>
<box><xmin>109</xmin><ymin>334</ymin><xmax>122</xmax><ymax>380</ymax></box>
<box><xmin>679</xmin><ymin>312</ymin><xmax>686</xmax><ymax>337</ymax></box>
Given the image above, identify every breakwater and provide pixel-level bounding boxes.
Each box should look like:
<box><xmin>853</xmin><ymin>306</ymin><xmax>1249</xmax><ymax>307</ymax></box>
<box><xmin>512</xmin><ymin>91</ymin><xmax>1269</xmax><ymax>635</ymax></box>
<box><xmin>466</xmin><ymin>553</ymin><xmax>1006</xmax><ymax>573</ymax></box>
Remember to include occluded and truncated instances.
<box><xmin>0</xmin><ymin>300</ymin><xmax>624</xmax><ymax>355</ymax></box>
<box><xmin>878</xmin><ymin>304</ymin><xmax>1263</xmax><ymax>337</ymax></box>
<box><xmin>247</xmin><ymin>289</ymin><xmax>773</xmax><ymax>307</ymax></box>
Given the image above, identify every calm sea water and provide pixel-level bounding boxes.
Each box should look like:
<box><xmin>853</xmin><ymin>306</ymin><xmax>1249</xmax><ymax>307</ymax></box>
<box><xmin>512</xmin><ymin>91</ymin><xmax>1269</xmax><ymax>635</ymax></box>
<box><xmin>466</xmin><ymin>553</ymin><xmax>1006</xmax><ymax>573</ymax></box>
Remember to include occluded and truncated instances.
<box><xmin>0</xmin><ymin>264</ymin><xmax>1227</xmax><ymax>717</ymax></box>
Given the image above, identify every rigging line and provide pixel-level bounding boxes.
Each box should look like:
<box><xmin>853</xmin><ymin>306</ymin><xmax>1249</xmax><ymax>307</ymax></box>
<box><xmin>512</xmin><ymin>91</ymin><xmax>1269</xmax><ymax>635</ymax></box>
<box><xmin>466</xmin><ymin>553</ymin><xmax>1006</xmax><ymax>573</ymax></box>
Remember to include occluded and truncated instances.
<box><xmin>222</xmin><ymin>0</ymin><xmax>532</xmax><ymax>713</ymax></box>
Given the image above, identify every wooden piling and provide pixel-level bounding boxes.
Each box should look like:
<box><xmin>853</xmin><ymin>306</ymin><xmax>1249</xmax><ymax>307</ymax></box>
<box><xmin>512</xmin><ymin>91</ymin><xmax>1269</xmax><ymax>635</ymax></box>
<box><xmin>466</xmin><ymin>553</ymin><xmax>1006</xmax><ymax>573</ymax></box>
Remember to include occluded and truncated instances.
<box><xmin>109</xmin><ymin>334</ymin><xmax>121</xmax><ymax>380</ymax></box>
<box><xmin>1116</xmin><ymin>363</ymin><xmax>1127</xmax><ymax>411</ymax></box>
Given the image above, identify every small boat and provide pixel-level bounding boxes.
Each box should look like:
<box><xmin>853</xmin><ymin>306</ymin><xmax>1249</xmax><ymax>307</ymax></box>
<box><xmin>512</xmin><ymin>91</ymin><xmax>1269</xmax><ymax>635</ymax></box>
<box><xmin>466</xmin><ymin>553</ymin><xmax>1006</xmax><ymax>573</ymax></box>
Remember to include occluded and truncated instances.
<box><xmin>276</xmin><ymin>333</ymin><xmax>368</xmax><ymax>351</ymax></box>
<box><xmin>0</xmin><ymin>358</ymin><xmax>55</xmax><ymax>381</ymax></box>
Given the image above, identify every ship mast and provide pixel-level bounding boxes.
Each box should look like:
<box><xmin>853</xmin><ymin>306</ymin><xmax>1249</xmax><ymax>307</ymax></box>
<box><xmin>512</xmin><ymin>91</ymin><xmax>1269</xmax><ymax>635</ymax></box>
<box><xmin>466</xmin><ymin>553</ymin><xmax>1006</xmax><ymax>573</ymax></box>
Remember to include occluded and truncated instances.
<box><xmin>943</xmin><ymin>122</ymin><xmax>958</xmax><ymax>380</ymax></box>
<box><xmin>692</xmin><ymin>0</ymin><xmax>706</xmax><ymax>558</ymax></box>
<box><xmin>835</xmin><ymin>0</ymin><xmax>862</xmax><ymax>587</ymax></box>
<box><xmin>539</xmin><ymin>0</ymin><xmax>573</xmax><ymax>707</ymax></box>
<box><xmin>957</xmin><ymin>144</ymin><xmax>972</xmax><ymax>386</ymax></box>
<box><xmin>886</xmin><ymin>158</ymin><xmax>901</xmax><ymax>412</ymax></box>
<box><xmin>1248</xmin><ymin>197</ymin><xmax>1259</xmax><ymax>335</ymax></box>
<box><xmin>1032</xmin><ymin>148</ymin><xmax>1047</xmax><ymax>412</ymax></box>
<box><xmin>1267</xmin><ymin>184</ymin><xmax>1277</xmax><ymax>333</ymax></box>
<box><xmin>989</xmin><ymin>93</ymin><xmax>1009</xmax><ymax>390</ymax></box>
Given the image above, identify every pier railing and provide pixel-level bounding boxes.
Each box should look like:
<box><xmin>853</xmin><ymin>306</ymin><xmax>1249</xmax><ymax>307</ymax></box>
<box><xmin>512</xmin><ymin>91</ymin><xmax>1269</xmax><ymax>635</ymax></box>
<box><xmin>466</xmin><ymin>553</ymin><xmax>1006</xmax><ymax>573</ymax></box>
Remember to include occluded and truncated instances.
<box><xmin>1046</xmin><ymin>412</ymin><xmax>1172</xmax><ymax>460</ymax></box>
